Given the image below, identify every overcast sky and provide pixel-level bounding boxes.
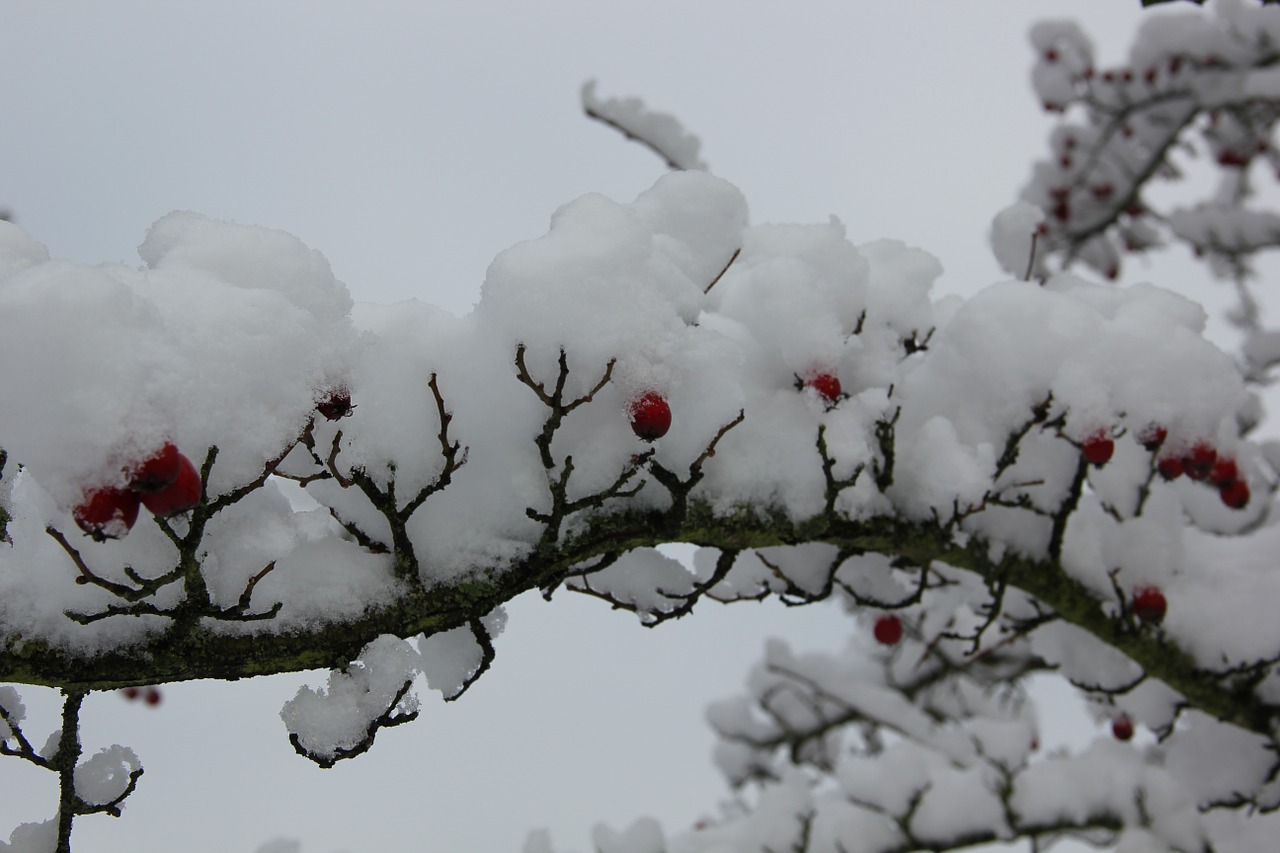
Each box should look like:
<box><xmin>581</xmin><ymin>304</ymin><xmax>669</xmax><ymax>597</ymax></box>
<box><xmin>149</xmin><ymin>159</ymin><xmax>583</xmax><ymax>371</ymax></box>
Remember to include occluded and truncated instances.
<box><xmin>0</xmin><ymin>3</ymin><xmax>1232</xmax><ymax>851</ymax></box>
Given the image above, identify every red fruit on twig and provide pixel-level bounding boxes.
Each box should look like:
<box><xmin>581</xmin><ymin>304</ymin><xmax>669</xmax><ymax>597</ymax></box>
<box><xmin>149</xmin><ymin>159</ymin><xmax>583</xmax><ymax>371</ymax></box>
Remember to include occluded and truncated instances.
<box><xmin>73</xmin><ymin>487</ymin><xmax>141</xmax><ymax>541</ymax></box>
<box><xmin>1137</xmin><ymin>425</ymin><xmax>1167</xmax><ymax>452</ymax></box>
<box><xmin>1131</xmin><ymin>586</ymin><xmax>1167</xmax><ymax>625</ymax></box>
<box><xmin>142</xmin><ymin>454</ymin><xmax>201</xmax><ymax>518</ymax></box>
<box><xmin>128</xmin><ymin>442</ymin><xmax>182</xmax><ymax>494</ymax></box>
<box><xmin>873</xmin><ymin>614</ymin><xmax>903</xmax><ymax>646</ymax></box>
<box><xmin>1207</xmin><ymin>457</ymin><xmax>1238</xmax><ymax>487</ymax></box>
<box><xmin>1157</xmin><ymin>456</ymin><xmax>1184</xmax><ymax>480</ymax></box>
<box><xmin>804</xmin><ymin>372</ymin><xmax>842</xmax><ymax>404</ymax></box>
<box><xmin>317</xmin><ymin>389</ymin><xmax>355</xmax><ymax>421</ymax></box>
<box><xmin>1081</xmin><ymin>430</ymin><xmax>1114</xmax><ymax>466</ymax></box>
<box><xmin>144</xmin><ymin>687</ymin><xmax>163</xmax><ymax>707</ymax></box>
<box><xmin>628</xmin><ymin>392</ymin><xmax>671</xmax><ymax>442</ymax></box>
<box><xmin>1183</xmin><ymin>442</ymin><xmax>1217</xmax><ymax>481</ymax></box>
<box><xmin>122</xmin><ymin>687</ymin><xmax>141</xmax><ymax>701</ymax></box>
<box><xmin>1220</xmin><ymin>479</ymin><xmax>1250</xmax><ymax>510</ymax></box>
<box><xmin>1112</xmin><ymin>714</ymin><xmax>1134</xmax><ymax>741</ymax></box>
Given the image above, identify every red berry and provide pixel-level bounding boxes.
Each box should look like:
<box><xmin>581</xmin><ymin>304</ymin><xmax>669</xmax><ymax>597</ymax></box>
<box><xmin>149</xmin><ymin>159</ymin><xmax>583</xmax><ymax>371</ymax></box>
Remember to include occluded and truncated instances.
<box><xmin>128</xmin><ymin>442</ymin><xmax>182</xmax><ymax>494</ymax></box>
<box><xmin>1183</xmin><ymin>442</ymin><xmax>1217</xmax><ymax>481</ymax></box>
<box><xmin>1220</xmin><ymin>479</ymin><xmax>1250</xmax><ymax>510</ymax></box>
<box><xmin>317</xmin><ymin>389</ymin><xmax>355</xmax><ymax>421</ymax></box>
<box><xmin>144</xmin><ymin>687</ymin><xmax>162</xmax><ymax>707</ymax></box>
<box><xmin>1138</xmin><ymin>425</ymin><xmax>1167</xmax><ymax>452</ymax></box>
<box><xmin>141</xmin><ymin>454</ymin><xmax>201</xmax><ymax>518</ymax></box>
<box><xmin>1112</xmin><ymin>714</ymin><xmax>1134</xmax><ymax>741</ymax></box>
<box><xmin>804</xmin><ymin>372</ymin><xmax>842</xmax><ymax>403</ymax></box>
<box><xmin>873</xmin><ymin>614</ymin><xmax>903</xmax><ymax>646</ymax></box>
<box><xmin>1157</xmin><ymin>455</ymin><xmax>1184</xmax><ymax>480</ymax></box>
<box><xmin>1207</xmin><ymin>457</ymin><xmax>1239</xmax><ymax>487</ymax></box>
<box><xmin>1217</xmin><ymin>150</ymin><xmax>1250</xmax><ymax>168</ymax></box>
<box><xmin>1131</xmin><ymin>586</ymin><xmax>1167</xmax><ymax>625</ymax></box>
<box><xmin>1081</xmin><ymin>430</ymin><xmax>1114</xmax><ymax>466</ymax></box>
<box><xmin>1092</xmin><ymin>183</ymin><xmax>1115</xmax><ymax>200</ymax></box>
<box><xmin>1044</xmin><ymin>49</ymin><xmax>1059</xmax><ymax>63</ymax></box>
<box><xmin>122</xmin><ymin>687</ymin><xmax>141</xmax><ymax>701</ymax></box>
<box><xmin>73</xmin><ymin>487</ymin><xmax>141</xmax><ymax>541</ymax></box>
<box><xmin>628</xmin><ymin>392</ymin><xmax>672</xmax><ymax>442</ymax></box>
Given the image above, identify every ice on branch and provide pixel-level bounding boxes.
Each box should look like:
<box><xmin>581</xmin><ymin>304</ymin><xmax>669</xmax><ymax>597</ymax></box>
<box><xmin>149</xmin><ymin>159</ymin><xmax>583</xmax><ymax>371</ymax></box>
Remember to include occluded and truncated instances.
<box><xmin>581</xmin><ymin>80</ymin><xmax>708</xmax><ymax>171</ymax></box>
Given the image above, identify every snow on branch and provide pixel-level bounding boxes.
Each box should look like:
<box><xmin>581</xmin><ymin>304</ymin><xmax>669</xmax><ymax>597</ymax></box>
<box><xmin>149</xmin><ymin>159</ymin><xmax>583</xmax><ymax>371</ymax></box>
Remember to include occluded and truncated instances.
<box><xmin>581</xmin><ymin>79</ymin><xmax>709</xmax><ymax>170</ymax></box>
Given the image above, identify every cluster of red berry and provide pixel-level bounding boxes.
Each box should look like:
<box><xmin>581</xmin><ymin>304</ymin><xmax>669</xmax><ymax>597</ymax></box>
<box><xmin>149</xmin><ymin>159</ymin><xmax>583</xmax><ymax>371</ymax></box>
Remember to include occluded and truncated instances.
<box><xmin>120</xmin><ymin>685</ymin><xmax>163</xmax><ymax>707</ymax></box>
<box><xmin>1154</xmin><ymin>436</ymin><xmax>1250</xmax><ymax>510</ymax></box>
<box><xmin>1081</xmin><ymin>426</ymin><xmax>1250</xmax><ymax>510</ymax></box>
<box><xmin>72</xmin><ymin>443</ymin><xmax>201</xmax><ymax>541</ymax></box>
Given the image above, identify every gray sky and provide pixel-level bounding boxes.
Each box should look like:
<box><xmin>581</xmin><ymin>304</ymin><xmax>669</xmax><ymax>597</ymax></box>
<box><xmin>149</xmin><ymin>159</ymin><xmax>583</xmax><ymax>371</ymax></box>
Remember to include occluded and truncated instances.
<box><xmin>0</xmin><ymin>3</ymin><xmax>1192</xmax><ymax>851</ymax></box>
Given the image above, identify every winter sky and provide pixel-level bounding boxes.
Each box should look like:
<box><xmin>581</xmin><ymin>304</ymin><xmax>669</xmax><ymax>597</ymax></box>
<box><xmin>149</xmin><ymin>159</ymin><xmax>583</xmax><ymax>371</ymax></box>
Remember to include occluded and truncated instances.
<box><xmin>0</xmin><ymin>2</ymin><xmax>1243</xmax><ymax>851</ymax></box>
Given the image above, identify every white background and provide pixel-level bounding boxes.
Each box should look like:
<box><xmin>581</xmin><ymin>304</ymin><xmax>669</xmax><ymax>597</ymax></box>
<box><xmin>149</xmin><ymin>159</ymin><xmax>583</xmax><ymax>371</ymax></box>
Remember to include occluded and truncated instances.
<box><xmin>0</xmin><ymin>2</ymin><xmax>1252</xmax><ymax>851</ymax></box>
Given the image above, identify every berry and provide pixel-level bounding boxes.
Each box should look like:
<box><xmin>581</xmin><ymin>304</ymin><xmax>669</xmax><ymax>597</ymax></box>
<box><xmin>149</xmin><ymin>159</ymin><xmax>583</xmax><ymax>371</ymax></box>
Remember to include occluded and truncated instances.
<box><xmin>1207</xmin><ymin>457</ymin><xmax>1238</xmax><ymax>487</ymax></box>
<box><xmin>1131</xmin><ymin>586</ymin><xmax>1167</xmax><ymax>625</ymax></box>
<box><xmin>128</xmin><ymin>443</ymin><xmax>182</xmax><ymax>494</ymax></box>
<box><xmin>1081</xmin><ymin>430</ymin><xmax>1114</xmax><ymax>466</ymax></box>
<box><xmin>1217</xmin><ymin>150</ymin><xmax>1250</xmax><ymax>168</ymax></box>
<box><xmin>317</xmin><ymin>389</ymin><xmax>355</xmax><ymax>421</ymax></box>
<box><xmin>73</xmin><ymin>487</ymin><xmax>141</xmax><ymax>542</ymax></box>
<box><xmin>122</xmin><ymin>687</ymin><xmax>141</xmax><ymax>701</ymax></box>
<box><xmin>144</xmin><ymin>687</ymin><xmax>162</xmax><ymax>707</ymax></box>
<box><xmin>804</xmin><ymin>372</ymin><xmax>842</xmax><ymax>404</ymax></box>
<box><xmin>1157</xmin><ymin>455</ymin><xmax>1184</xmax><ymax>481</ymax></box>
<box><xmin>1183</xmin><ymin>442</ymin><xmax>1217</xmax><ymax>481</ymax></box>
<box><xmin>1112</xmin><ymin>714</ymin><xmax>1134</xmax><ymax>741</ymax></box>
<box><xmin>1220</xmin><ymin>479</ymin><xmax>1251</xmax><ymax>510</ymax></box>
<box><xmin>1137</xmin><ymin>425</ymin><xmax>1167</xmax><ymax>452</ymax></box>
<box><xmin>141</xmin><ymin>454</ymin><xmax>201</xmax><ymax>518</ymax></box>
<box><xmin>873</xmin><ymin>614</ymin><xmax>903</xmax><ymax>646</ymax></box>
<box><xmin>628</xmin><ymin>392</ymin><xmax>671</xmax><ymax>442</ymax></box>
<box><xmin>1091</xmin><ymin>183</ymin><xmax>1115</xmax><ymax>200</ymax></box>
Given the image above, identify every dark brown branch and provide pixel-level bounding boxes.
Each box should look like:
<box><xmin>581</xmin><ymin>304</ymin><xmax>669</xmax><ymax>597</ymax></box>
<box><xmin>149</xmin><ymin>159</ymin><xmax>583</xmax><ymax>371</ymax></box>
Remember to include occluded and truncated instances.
<box><xmin>399</xmin><ymin>373</ymin><xmax>469</xmax><ymax>521</ymax></box>
<box><xmin>704</xmin><ymin>248</ymin><xmax>741</xmax><ymax>294</ymax></box>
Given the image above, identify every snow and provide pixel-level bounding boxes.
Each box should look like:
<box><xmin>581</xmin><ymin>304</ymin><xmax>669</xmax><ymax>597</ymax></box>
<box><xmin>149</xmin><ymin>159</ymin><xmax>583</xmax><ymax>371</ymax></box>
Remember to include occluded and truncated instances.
<box><xmin>73</xmin><ymin>744</ymin><xmax>140</xmax><ymax>807</ymax></box>
<box><xmin>581</xmin><ymin>81</ymin><xmax>708</xmax><ymax>172</ymax></box>
<box><xmin>0</xmin><ymin>820</ymin><xmax>55</xmax><ymax>853</ymax></box>
<box><xmin>280</xmin><ymin>635</ymin><xmax>421</xmax><ymax>764</ymax></box>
